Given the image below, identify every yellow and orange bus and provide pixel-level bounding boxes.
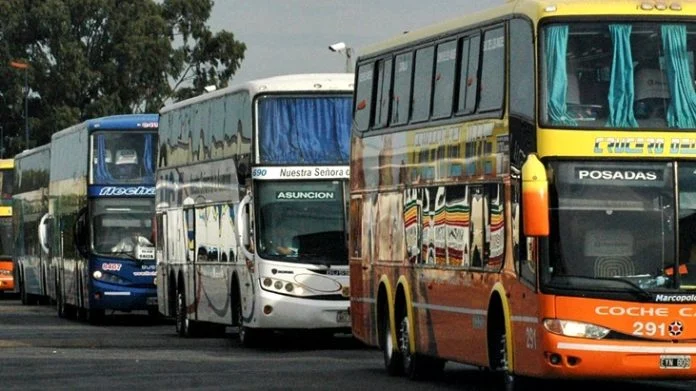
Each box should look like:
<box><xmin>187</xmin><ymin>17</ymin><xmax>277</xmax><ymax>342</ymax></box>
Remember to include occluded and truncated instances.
<box><xmin>350</xmin><ymin>0</ymin><xmax>696</xmax><ymax>387</ymax></box>
<box><xmin>0</xmin><ymin>158</ymin><xmax>14</xmax><ymax>294</ymax></box>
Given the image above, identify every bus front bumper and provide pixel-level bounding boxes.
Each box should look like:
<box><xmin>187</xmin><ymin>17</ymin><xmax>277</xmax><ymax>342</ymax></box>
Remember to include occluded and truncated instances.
<box><xmin>540</xmin><ymin>335</ymin><xmax>696</xmax><ymax>379</ymax></box>
<box><xmin>89</xmin><ymin>281</ymin><xmax>157</xmax><ymax>312</ymax></box>
<box><xmin>253</xmin><ymin>287</ymin><xmax>351</xmax><ymax>331</ymax></box>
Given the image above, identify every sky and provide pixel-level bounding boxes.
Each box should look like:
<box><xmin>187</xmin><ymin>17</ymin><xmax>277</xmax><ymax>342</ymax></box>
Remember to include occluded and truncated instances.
<box><xmin>209</xmin><ymin>0</ymin><xmax>505</xmax><ymax>84</ymax></box>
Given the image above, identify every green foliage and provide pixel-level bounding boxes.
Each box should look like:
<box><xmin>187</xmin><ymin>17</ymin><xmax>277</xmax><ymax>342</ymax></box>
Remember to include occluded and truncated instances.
<box><xmin>0</xmin><ymin>0</ymin><xmax>246</xmax><ymax>156</ymax></box>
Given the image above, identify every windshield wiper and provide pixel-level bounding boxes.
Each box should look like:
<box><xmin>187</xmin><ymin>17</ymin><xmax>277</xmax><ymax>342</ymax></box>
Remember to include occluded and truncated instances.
<box><xmin>554</xmin><ymin>275</ymin><xmax>654</xmax><ymax>300</ymax></box>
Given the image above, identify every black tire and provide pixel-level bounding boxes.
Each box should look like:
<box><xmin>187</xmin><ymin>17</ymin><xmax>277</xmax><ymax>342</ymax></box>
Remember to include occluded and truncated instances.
<box><xmin>88</xmin><ymin>308</ymin><xmax>105</xmax><ymax>325</ymax></box>
<box><xmin>398</xmin><ymin>312</ymin><xmax>445</xmax><ymax>380</ymax></box>
<box><xmin>175</xmin><ymin>290</ymin><xmax>198</xmax><ymax>337</ymax></box>
<box><xmin>235</xmin><ymin>291</ymin><xmax>263</xmax><ymax>347</ymax></box>
<box><xmin>381</xmin><ymin>307</ymin><xmax>404</xmax><ymax>376</ymax></box>
<box><xmin>19</xmin><ymin>273</ymin><xmax>28</xmax><ymax>305</ymax></box>
<box><xmin>56</xmin><ymin>288</ymin><xmax>66</xmax><ymax>318</ymax></box>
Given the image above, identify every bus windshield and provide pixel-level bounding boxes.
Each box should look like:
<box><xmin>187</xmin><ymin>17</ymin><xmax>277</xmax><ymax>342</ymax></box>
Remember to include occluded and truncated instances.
<box><xmin>91</xmin><ymin>198</ymin><xmax>155</xmax><ymax>257</ymax></box>
<box><xmin>91</xmin><ymin>131</ymin><xmax>157</xmax><ymax>185</ymax></box>
<box><xmin>540</xmin><ymin>21</ymin><xmax>696</xmax><ymax>130</ymax></box>
<box><xmin>0</xmin><ymin>168</ymin><xmax>14</xmax><ymax>207</ymax></box>
<box><xmin>0</xmin><ymin>216</ymin><xmax>12</xmax><ymax>258</ymax></box>
<box><xmin>256</xmin><ymin>180</ymin><xmax>347</xmax><ymax>265</ymax></box>
<box><xmin>544</xmin><ymin>161</ymin><xmax>696</xmax><ymax>296</ymax></box>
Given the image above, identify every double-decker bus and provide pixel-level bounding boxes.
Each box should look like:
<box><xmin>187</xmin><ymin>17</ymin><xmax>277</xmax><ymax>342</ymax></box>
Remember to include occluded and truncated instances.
<box><xmin>40</xmin><ymin>114</ymin><xmax>159</xmax><ymax>323</ymax></box>
<box><xmin>13</xmin><ymin>146</ymin><xmax>51</xmax><ymax>304</ymax></box>
<box><xmin>350</xmin><ymin>0</ymin><xmax>696</xmax><ymax>387</ymax></box>
<box><xmin>0</xmin><ymin>159</ymin><xmax>14</xmax><ymax>294</ymax></box>
<box><xmin>156</xmin><ymin>74</ymin><xmax>353</xmax><ymax>345</ymax></box>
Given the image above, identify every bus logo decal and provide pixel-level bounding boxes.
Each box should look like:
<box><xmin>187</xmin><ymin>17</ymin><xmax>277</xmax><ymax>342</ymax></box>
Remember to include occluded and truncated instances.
<box><xmin>96</xmin><ymin>186</ymin><xmax>156</xmax><ymax>196</ymax></box>
<box><xmin>669</xmin><ymin>321</ymin><xmax>684</xmax><ymax>337</ymax></box>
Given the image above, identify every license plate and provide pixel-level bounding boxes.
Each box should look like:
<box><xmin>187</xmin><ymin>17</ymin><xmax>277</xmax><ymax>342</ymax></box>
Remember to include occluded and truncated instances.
<box><xmin>660</xmin><ymin>355</ymin><xmax>691</xmax><ymax>369</ymax></box>
<box><xmin>336</xmin><ymin>310</ymin><xmax>350</xmax><ymax>324</ymax></box>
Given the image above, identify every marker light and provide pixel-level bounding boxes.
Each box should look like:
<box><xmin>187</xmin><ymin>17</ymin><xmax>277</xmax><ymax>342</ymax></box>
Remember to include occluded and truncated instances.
<box><xmin>641</xmin><ymin>2</ymin><xmax>654</xmax><ymax>10</ymax></box>
<box><xmin>671</xmin><ymin>3</ymin><xmax>682</xmax><ymax>11</ymax></box>
<box><xmin>544</xmin><ymin>5</ymin><xmax>557</xmax><ymax>12</ymax></box>
<box><xmin>543</xmin><ymin>319</ymin><xmax>611</xmax><ymax>339</ymax></box>
<box><xmin>655</xmin><ymin>2</ymin><xmax>667</xmax><ymax>10</ymax></box>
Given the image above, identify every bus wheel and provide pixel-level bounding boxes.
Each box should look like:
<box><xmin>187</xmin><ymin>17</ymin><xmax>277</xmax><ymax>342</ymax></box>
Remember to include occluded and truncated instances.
<box><xmin>19</xmin><ymin>274</ymin><xmax>28</xmax><ymax>305</ymax></box>
<box><xmin>381</xmin><ymin>307</ymin><xmax>403</xmax><ymax>376</ymax></box>
<box><xmin>398</xmin><ymin>313</ymin><xmax>444</xmax><ymax>380</ymax></box>
<box><xmin>88</xmin><ymin>308</ymin><xmax>105</xmax><ymax>325</ymax></box>
<box><xmin>175</xmin><ymin>291</ymin><xmax>191</xmax><ymax>337</ymax></box>
<box><xmin>56</xmin><ymin>288</ymin><xmax>66</xmax><ymax>318</ymax></box>
<box><xmin>236</xmin><ymin>294</ymin><xmax>261</xmax><ymax>347</ymax></box>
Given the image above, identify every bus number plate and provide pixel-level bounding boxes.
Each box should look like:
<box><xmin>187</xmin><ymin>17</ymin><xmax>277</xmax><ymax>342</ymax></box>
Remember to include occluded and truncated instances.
<box><xmin>336</xmin><ymin>310</ymin><xmax>350</xmax><ymax>324</ymax></box>
<box><xmin>660</xmin><ymin>355</ymin><xmax>691</xmax><ymax>369</ymax></box>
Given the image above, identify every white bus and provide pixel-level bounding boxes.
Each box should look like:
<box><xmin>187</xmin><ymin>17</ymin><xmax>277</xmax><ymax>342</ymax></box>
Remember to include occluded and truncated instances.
<box><xmin>155</xmin><ymin>73</ymin><xmax>353</xmax><ymax>345</ymax></box>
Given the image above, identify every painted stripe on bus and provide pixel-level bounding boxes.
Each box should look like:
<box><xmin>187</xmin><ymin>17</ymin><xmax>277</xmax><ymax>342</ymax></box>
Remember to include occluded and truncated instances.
<box><xmin>557</xmin><ymin>343</ymin><xmax>696</xmax><ymax>354</ymax></box>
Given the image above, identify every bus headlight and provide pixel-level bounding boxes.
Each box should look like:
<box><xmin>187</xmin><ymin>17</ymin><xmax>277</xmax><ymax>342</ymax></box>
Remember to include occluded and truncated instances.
<box><xmin>93</xmin><ymin>270</ymin><xmax>103</xmax><ymax>279</ymax></box>
<box><xmin>543</xmin><ymin>318</ymin><xmax>610</xmax><ymax>339</ymax></box>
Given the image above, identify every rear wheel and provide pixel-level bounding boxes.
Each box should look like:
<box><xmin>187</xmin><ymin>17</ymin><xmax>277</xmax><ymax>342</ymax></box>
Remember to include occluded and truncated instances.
<box><xmin>175</xmin><ymin>291</ymin><xmax>190</xmax><ymax>337</ymax></box>
<box><xmin>381</xmin><ymin>307</ymin><xmax>403</xmax><ymax>376</ymax></box>
<box><xmin>398</xmin><ymin>312</ymin><xmax>445</xmax><ymax>380</ymax></box>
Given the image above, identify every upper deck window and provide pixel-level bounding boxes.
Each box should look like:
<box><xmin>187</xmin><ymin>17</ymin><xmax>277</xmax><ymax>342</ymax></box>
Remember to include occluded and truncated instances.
<box><xmin>91</xmin><ymin>131</ymin><xmax>157</xmax><ymax>185</ymax></box>
<box><xmin>257</xmin><ymin>95</ymin><xmax>352</xmax><ymax>164</ymax></box>
<box><xmin>541</xmin><ymin>22</ymin><xmax>696</xmax><ymax>130</ymax></box>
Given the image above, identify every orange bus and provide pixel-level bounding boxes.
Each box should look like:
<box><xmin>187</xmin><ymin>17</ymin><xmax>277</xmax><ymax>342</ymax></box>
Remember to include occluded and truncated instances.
<box><xmin>350</xmin><ymin>0</ymin><xmax>696</xmax><ymax>387</ymax></box>
<box><xmin>0</xmin><ymin>159</ymin><xmax>14</xmax><ymax>294</ymax></box>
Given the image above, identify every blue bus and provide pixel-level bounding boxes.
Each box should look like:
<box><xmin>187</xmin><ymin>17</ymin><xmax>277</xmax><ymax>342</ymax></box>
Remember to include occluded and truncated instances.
<box><xmin>39</xmin><ymin>114</ymin><xmax>159</xmax><ymax>323</ymax></box>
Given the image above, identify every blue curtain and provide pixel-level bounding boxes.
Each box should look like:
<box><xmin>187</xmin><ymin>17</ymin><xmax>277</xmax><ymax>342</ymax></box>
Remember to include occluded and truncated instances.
<box><xmin>95</xmin><ymin>135</ymin><xmax>113</xmax><ymax>182</ymax></box>
<box><xmin>545</xmin><ymin>25</ymin><xmax>576</xmax><ymax>125</ymax></box>
<box><xmin>258</xmin><ymin>97</ymin><xmax>352</xmax><ymax>164</ymax></box>
<box><xmin>606</xmin><ymin>24</ymin><xmax>639</xmax><ymax>128</ymax></box>
<box><xmin>662</xmin><ymin>24</ymin><xmax>696</xmax><ymax>128</ymax></box>
<box><xmin>143</xmin><ymin>134</ymin><xmax>155</xmax><ymax>183</ymax></box>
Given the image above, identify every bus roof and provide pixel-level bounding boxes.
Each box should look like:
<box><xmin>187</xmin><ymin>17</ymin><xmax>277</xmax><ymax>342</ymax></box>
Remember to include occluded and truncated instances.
<box><xmin>358</xmin><ymin>0</ymin><xmax>696</xmax><ymax>59</ymax></box>
<box><xmin>0</xmin><ymin>159</ymin><xmax>13</xmax><ymax>170</ymax></box>
<box><xmin>86</xmin><ymin>114</ymin><xmax>159</xmax><ymax>130</ymax></box>
<box><xmin>51</xmin><ymin>113</ymin><xmax>159</xmax><ymax>142</ymax></box>
<box><xmin>14</xmin><ymin>143</ymin><xmax>49</xmax><ymax>160</ymax></box>
<box><xmin>160</xmin><ymin>73</ymin><xmax>354</xmax><ymax>115</ymax></box>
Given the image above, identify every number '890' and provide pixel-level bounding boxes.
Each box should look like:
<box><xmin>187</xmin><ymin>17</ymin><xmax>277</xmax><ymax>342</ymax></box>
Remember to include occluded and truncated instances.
<box><xmin>252</xmin><ymin>168</ymin><xmax>267</xmax><ymax>177</ymax></box>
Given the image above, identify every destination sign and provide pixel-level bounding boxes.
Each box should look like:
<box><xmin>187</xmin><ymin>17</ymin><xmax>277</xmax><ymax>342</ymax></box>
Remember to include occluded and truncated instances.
<box><xmin>252</xmin><ymin>166</ymin><xmax>349</xmax><ymax>180</ymax></box>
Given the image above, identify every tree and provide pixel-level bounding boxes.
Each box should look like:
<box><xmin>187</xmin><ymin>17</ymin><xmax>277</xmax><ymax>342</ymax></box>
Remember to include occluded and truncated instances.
<box><xmin>0</xmin><ymin>0</ymin><xmax>245</xmax><ymax>156</ymax></box>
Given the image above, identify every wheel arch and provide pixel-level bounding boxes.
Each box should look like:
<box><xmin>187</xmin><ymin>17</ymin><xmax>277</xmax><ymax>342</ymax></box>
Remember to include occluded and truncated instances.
<box><xmin>487</xmin><ymin>282</ymin><xmax>514</xmax><ymax>371</ymax></box>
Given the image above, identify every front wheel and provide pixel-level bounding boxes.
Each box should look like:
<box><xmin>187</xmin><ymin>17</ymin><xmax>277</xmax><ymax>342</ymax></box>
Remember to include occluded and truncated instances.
<box><xmin>235</xmin><ymin>292</ymin><xmax>264</xmax><ymax>347</ymax></box>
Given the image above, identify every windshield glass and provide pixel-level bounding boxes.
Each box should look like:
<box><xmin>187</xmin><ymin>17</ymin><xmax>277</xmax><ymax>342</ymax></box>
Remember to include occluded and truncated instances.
<box><xmin>255</xmin><ymin>180</ymin><xmax>347</xmax><ymax>265</ymax></box>
<box><xmin>256</xmin><ymin>95</ymin><xmax>352</xmax><ymax>165</ymax></box>
<box><xmin>0</xmin><ymin>216</ymin><xmax>12</xmax><ymax>257</ymax></box>
<box><xmin>543</xmin><ymin>161</ymin><xmax>696</xmax><ymax>297</ymax></box>
<box><xmin>91</xmin><ymin>198</ymin><xmax>155</xmax><ymax>257</ymax></box>
<box><xmin>90</xmin><ymin>131</ymin><xmax>157</xmax><ymax>185</ymax></box>
<box><xmin>540</xmin><ymin>22</ymin><xmax>696</xmax><ymax>129</ymax></box>
<box><xmin>0</xmin><ymin>168</ymin><xmax>14</xmax><ymax>207</ymax></box>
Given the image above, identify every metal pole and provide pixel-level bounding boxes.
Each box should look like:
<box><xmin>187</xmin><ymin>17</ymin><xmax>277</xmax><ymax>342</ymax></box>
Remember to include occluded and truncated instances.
<box><xmin>23</xmin><ymin>69</ymin><xmax>28</xmax><ymax>149</ymax></box>
<box><xmin>345</xmin><ymin>48</ymin><xmax>354</xmax><ymax>74</ymax></box>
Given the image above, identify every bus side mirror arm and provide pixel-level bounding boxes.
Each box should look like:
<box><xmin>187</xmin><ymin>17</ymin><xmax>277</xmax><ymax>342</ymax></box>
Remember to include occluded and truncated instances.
<box><xmin>38</xmin><ymin>213</ymin><xmax>53</xmax><ymax>255</ymax></box>
<box><xmin>522</xmin><ymin>154</ymin><xmax>550</xmax><ymax>237</ymax></box>
<box><xmin>236</xmin><ymin>194</ymin><xmax>254</xmax><ymax>261</ymax></box>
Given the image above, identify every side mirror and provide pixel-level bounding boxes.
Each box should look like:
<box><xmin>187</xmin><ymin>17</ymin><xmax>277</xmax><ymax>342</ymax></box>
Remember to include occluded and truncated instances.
<box><xmin>74</xmin><ymin>207</ymin><xmax>89</xmax><ymax>257</ymax></box>
<box><xmin>38</xmin><ymin>213</ymin><xmax>53</xmax><ymax>255</ymax></box>
<box><xmin>522</xmin><ymin>154</ymin><xmax>549</xmax><ymax>237</ymax></box>
<box><xmin>236</xmin><ymin>194</ymin><xmax>254</xmax><ymax>262</ymax></box>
